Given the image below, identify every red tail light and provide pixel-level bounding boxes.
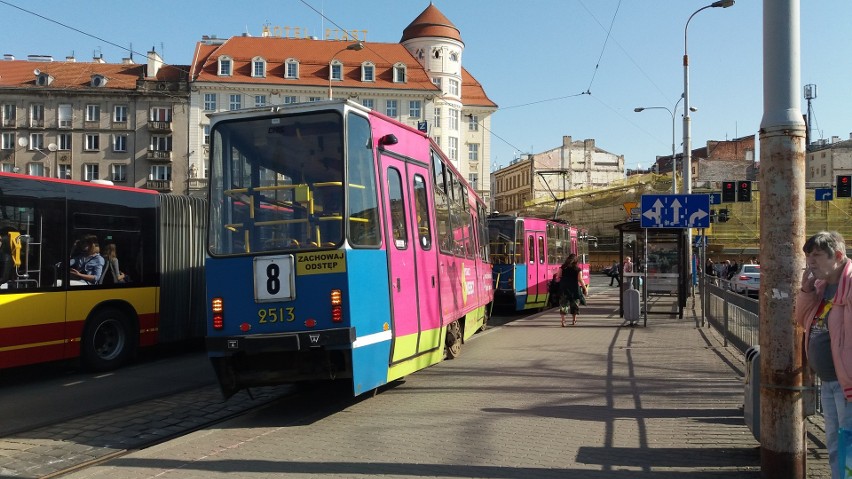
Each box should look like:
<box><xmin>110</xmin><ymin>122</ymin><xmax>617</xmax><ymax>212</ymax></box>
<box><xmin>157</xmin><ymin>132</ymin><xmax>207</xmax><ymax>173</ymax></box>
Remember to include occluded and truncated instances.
<box><xmin>331</xmin><ymin>289</ymin><xmax>343</xmax><ymax>323</ymax></box>
<box><xmin>212</xmin><ymin>297</ymin><xmax>224</xmax><ymax>330</ymax></box>
<box><xmin>739</xmin><ymin>275</ymin><xmax>749</xmax><ymax>281</ymax></box>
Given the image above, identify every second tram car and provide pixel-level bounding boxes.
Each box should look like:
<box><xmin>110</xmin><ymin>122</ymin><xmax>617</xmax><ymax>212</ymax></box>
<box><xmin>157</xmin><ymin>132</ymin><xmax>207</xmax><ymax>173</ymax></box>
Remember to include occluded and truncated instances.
<box><xmin>205</xmin><ymin>100</ymin><xmax>492</xmax><ymax>398</ymax></box>
<box><xmin>487</xmin><ymin>215</ymin><xmax>590</xmax><ymax>311</ymax></box>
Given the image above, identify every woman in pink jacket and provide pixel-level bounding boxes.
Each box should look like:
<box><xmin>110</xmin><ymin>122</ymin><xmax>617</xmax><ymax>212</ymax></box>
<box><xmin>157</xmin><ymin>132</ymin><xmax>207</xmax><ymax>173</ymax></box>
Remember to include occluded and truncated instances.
<box><xmin>796</xmin><ymin>231</ymin><xmax>852</xmax><ymax>479</ymax></box>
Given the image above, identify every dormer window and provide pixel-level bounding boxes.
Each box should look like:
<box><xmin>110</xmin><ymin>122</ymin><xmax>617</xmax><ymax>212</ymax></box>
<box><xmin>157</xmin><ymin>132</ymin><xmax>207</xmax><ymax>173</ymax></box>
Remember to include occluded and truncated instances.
<box><xmin>449</xmin><ymin>51</ymin><xmax>459</xmax><ymax>62</ymax></box>
<box><xmin>90</xmin><ymin>74</ymin><xmax>108</xmax><ymax>87</ymax></box>
<box><xmin>393</xmin><ymin>63</ymin><xmax>407</xmax><ymax>83</ymax></box>
<box><xmin>34</xmin><ymin>72</ymin><xmax>54</xmax><ymax>87</ymax></box>
<box><xmin>252</xmin><ymin>57</ymin><xmax>266</xmax><ymax>77</ymax></box>
<box><xmin>330</xmin><ymin>60</ymin><xmax>343</xmax><ymax>81</ymax></box>
<box><xmin>361</xmin><ymin>62</ymin><xmax>375</xmax><ymax>82</ymax></box>
<box><xmin>218</xmin><ymin>56</ymin><xmax>232</xmax><ymax>76</ymax></box>
<box><xmin>285</xmin><ymin>58</ymin><xmax>299</xmax><ymax>79</ymax></box>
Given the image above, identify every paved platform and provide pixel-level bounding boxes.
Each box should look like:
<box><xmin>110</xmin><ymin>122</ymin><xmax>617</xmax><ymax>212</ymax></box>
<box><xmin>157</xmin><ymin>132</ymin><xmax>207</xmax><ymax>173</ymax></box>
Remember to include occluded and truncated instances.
<box><xmin>59</xmin><ymin>282</ymin><xmax>829</xmax><ymax>479</ymax></box>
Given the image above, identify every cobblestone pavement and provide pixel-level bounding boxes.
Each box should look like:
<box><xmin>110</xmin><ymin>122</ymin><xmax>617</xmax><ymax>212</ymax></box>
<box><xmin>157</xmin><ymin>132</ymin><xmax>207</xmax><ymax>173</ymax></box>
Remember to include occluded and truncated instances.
<box><xmin>7</xmin><ymin>282</ymin><xmax>830</xmax><ymax>478</ymax></box>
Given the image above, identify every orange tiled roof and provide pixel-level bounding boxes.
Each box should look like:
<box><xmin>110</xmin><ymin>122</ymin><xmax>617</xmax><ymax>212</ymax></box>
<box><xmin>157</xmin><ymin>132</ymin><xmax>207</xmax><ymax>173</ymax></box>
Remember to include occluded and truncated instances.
<box><xmin>0</xmin><ymin>59</ymin><xmax>186</xmax><ymax>89</ymax></box>
<box><xmin>462</xmin><ymin>67</ymin><xmax>496</xmax><ymax>108</ymax></box>
<box><xmin>401</xmin><ymin>3</ymin><xmax>463</xmax><ymax>44</ymax></box>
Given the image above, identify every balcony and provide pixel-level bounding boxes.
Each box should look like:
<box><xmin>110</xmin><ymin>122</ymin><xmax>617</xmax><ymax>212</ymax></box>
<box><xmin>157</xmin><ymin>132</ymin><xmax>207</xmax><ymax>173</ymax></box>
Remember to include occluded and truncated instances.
<box><xmin>2</xmin><ymin>118</ymin><xmax>15</xmax><ymax>128</ymax></box>
<box><xmin>0</xmin><ymin>150</ymin><xmax>13</xmax><ymax>161</ymax></box>
<box><xmin>30</xmin><ymin>119</ymin><xmax>44</xmax><ymax>128</ymax></box>
<box><xmin>146</xmin><ymin>150</ymin><xmax>172</xmax><ymax>162</ymax></box>
<box><xmin>187</xmin><ymin>177</ymin><xmax>208</xmax><ymax>192</ymax></box>
<box><xmin>146</xmin><ymin>179</ymin><xmax>173</xmax><ymax>191</ymax></box>
<box><xmin>148</xmin><ymin>121</ymin><xmax>172</xmax><ymax>132</ymax></box>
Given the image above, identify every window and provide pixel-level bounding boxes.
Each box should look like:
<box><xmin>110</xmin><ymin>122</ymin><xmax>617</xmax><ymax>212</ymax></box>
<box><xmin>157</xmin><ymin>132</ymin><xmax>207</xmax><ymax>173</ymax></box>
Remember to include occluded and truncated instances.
<box><xmin>393</xmin><ymin>63</ymin><xmax>406</xmax><ymax>83</ymax></box>
<box><xmin>85</xmin><ymin>104</ymin><xmax>100</xmax><ymax>122</ymax></box>
<box><xmin>204</xmin><ymin>93</ymin><xmax>217</xmax><ymax>111</ymax></box>
<box><xmin>28</xmin><ymin>162</ymin><xmax>46</xmax><ymax>177</ymax></box>
<box><xmin>150</xmin><ymin>135</ymin><xmax>172</xmax><ymax>151</ymax></box>
<box><xmin>468</xmin><ymin>143</ymin><xmax>479</xmax><ymax>162</ymax></box>
<box><xmin>218</xmin><ymin>56</ymin><xmax>232</xmax><ymax>76</ymax></box>
<box><xmin>29</xmin><ymin>133</ymin><xmax>44</xmax><ymax>150</ymax></box>
<box><xmin>30</xmin><ymin>104</ymin><xmax>44</xmax><ymax>127</ymax></box>
<box><xmin>433</xmin><ymin>136</ymin><xmax>440</xmax><ymax>148</ymax></box>
<box><xmin>330</xmin><ymin>60</ymin><xmax>343</xmax><ymax>81</ymax></box>
<box><xmin>385</xmin><ymin>100</ymin><xmax>398</xmax><ymax>118</ymax></box>
<box><xmin>113</xmin><ymin>134</ymin><xmax>128</xmax><ymax>152</ymax></box>
<box><xmin>361</xmin><ymin>99</ymin><xmax>374</xmax><ymax>110</ymax></box>
<box><xmin>469</xmin><ymin>172</ymin><xmax>479</xmax><ymax>190</ymax></box>
<box><xmin>2</xmin><ymin>104</ymin><xmax>15</xmax><ymax>126</ymax></box>
<box><xmin>113</xmin><ymin>105</ymin><xmax>128</xmax><ymax>123</ymax></box>
<box><xmin>448</xmin><ymin>137</ymin><xmax>458</xmax><ymax>161</ymax></box>
<box><xmin>1</xmin><ymin>132</ymin><xmax>14</xmax><ymax>149</ymax></box>
<box><xmin>433</xmin><ymin>106</ymin><xmax>441</xmax><ymax>128</ymax></box>
<box><xmin>254</xmin><ymin>95</ymin><xmax>267</xmax><ymax>107</ymax></box>
<box><xmin>203</xmin><ymin>125</ymin><xmax>210</xmax><ymax>145</ymax></box>
<box><xmin>285</xmin><ymin>59</ymin><xmax>299</xmax><ymax>79</ymax></box>
<box><xmin>85</xmin><ymin>134</ymin><xmax>100</xmax><ymax>151</ymax></box>
<box><xmin>361</xmin><ymin>62</ymin><xmax>375</xmax><ymax>82</ymax></box>
<box><xmin>228</xmin><ymin>94</ymin><xmax>242</xmax><ymax>111</ymax></box>
<box><xmin>150</xmin><ymin>107</ymin><xmax>172</xmax><ymax>122</ymax></box>
<box><xmin>449</xmin><ymin>108</ymin><xmax>459</xmax><ymax>131</ymax></box>
<box><xmin>111</xmin><ymin>164</ymin><xmax>127</xmax><ymax>182</ymax></box>
<box><xmin>449</xmin><ymin>79</ymin><xmax>459</xmax><ymax>96</ymax></box>
<box><xmin>468</xmin><ymin>115</ymin><xmax>479</xmax><ymax>131</ymax></box>
<box><xmin>252</xmin><ymin>57</ymin><xmax>266</xmax><ymax>77</ymax></box>
<box><xmin>413</xmin><ymin>174</ymin><xmax>431</xmax><ymax>250</ymax></box>
<box><xmin>449</xmin><ymin>51</ymin><xmax>459</xmax><ymax>62</ymax></box>
<box><xmin>387</xmin><ymin>167</ymin><xmax>408</xmax><ymax>249</ymax></box>
<box><xmin>1</xmin><ymin>163</ymin><xmax>14</xmax><ymax>173</ymax></box>
<box><xmin>432</xmin><ymin>77</ymin><xmax>442</xmax><ymax>90</ymax></box>
<box><xmin>58</xmin><ymin>164</ymin><xmax>71</xmax><ymax>179</ymax></box>
<box><xmin>84</xmin><ymin>163</ymin><xmax>99</xmax><ymax>181</ymax></box>
<box><xmin>58</xmin><ymin>133</ymin><xmax>71</xmax><ymax>150</ymax></box>
<box><xmin>150</xmin><ymin>164</ymin><xmax>172</xmax><ymax>180</ymax></box>
<box><xmin>283</xmin><ymin>96</ymin><xmax>297</xmax><ymax>104</ymax></box>
<box><xmin>308</xmin><ymin>97</ymin><xmax>322</xmax><ymax>102</ymax></box>
<box><xmin>408</xmin><ymin>100</ymin><xmax>421</xmax><ymax>119</ymax></box>
<box><xmin>58</xmin><ymin>104</ymin><xmax>72</xmax><ymax>128</ymax></box>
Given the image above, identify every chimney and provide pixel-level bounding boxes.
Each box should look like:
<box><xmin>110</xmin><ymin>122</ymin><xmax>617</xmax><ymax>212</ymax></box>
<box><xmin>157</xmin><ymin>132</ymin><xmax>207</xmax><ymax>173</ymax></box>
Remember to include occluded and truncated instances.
<box><xmin>93</xmin><ymin>54</ymin><xmax>105</xmax><ymax>63</ymax></box>
<box><xmin>146</xmin><ymin>48</ymin><xmax>163</xmax><ymax>78</ymax></box>
<box><xmin>832</xmin><ymin>135</ymin><xmax>840</xmax><ymax>144</ymax></box>
<box><xmin>121</xmin><ymin>57</ymin><xmax>134</xmax><ymax>64</ymax></box>
<box><xmin>3</xmin><ymin>54</ymin><xmax>14</xmax><ymax>61</ymax></box>
<box><xmin>65</xmin><ymin>55</ymin><xmax>76</xmax><ymax>62</ymax></box>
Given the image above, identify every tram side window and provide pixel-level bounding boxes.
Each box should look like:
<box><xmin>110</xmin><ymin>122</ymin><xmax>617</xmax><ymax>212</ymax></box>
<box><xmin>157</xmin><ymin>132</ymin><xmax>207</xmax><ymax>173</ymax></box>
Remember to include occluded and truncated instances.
<box><xmin>477</xmin><ymin>203</ymin><xmax>488</xmax><ymax>261</ymax></box>
<box><xmin>0</xmin><ymin>203</ymin><xmax>63</xmax><ymax>291</ymax></box>
<box><xmin>432</xmin><ymin>152</ymin><xmax>452</xmax><ymax>255</ymax></box>
<box><xmin>347</xmin><ymin>112</ymin><xmax>380</xmax><ymax>247</ymax></box>
<box><xmin>514</xmin><ymin>221</ymin><xmax>524</xmax><ymax>264</ymax></box>
<box><xmin>387</xmin><ymin>167</ymin><xmax>407</xmax><ymax>249</ymax></box>
<box><xmin>413</xmin><ymin>174</ymin><xmax>431</xmax><ymax>249</ymax></box>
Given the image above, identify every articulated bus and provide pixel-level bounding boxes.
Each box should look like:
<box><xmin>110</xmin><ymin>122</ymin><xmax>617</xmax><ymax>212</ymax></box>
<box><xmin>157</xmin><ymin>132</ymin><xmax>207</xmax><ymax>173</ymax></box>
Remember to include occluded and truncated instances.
<box><xmin>487</xmin><ymin>215</ymin><xmax>590</xmax><ymax>311</ymax></box>
<box><xmin>205</xmin><ymin>100</ymin><xmax>493</xmax><ymax>398</ymax></box>
<box><xmin>0</xmin><ymin>173</ymin><xmax>206</xmax><ymax>372</ymax></box>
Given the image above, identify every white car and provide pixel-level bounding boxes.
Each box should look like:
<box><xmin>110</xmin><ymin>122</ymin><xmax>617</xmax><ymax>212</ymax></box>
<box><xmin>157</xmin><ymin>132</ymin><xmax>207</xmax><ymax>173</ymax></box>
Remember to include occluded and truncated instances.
<box><xmin>730</xmin><ymin>264</ymin><xmax>760</xmax><ymax>296</ymax></box>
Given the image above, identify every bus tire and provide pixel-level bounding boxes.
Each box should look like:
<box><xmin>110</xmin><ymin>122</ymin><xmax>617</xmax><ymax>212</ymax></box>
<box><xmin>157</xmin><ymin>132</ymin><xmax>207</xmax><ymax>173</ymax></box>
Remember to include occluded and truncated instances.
<box><xmin>81</xmin><ymin>308</ymin><xmax>133</xmax><ymax>372</ymax></box>
<box><xmin>445</xmin><ymin>320</ymin><xmax>462</xmax><ymax>359</ymax></box>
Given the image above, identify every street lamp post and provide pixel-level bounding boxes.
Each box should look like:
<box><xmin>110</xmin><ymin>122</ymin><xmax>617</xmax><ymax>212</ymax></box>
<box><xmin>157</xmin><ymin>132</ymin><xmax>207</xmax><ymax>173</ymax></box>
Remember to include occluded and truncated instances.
<box><xmin>327</xmin><ymin>41</ymin><xmax>365</xmax><ymax>100</ymax></box>
<box><xmin>634</xmin><ymin>95</ymin><xmax>687</xmax><ymax>194</ymax></box>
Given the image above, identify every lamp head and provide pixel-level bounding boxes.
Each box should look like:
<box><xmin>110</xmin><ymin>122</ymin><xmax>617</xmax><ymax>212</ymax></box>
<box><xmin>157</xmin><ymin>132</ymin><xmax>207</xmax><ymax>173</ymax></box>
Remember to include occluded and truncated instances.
<box><xmin>634</xmin><ymin>107</ymin><xmax>644</xmax><ymax>112</ymax></box>
<box><xmin>711</xmin><ymin>0</ymin><xmax>734</xmax><ymax>7</ymax></box>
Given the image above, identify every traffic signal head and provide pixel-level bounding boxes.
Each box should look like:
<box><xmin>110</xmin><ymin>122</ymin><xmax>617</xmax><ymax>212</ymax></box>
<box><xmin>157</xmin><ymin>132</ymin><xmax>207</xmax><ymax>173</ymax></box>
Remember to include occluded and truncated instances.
<box><xmin>838</xmin><ymin>175</ymin><xmax>852</xmax><ymax>198</ymax></box>
<box><xmin>737</xmin><ymin>181</ymin><xmax>752</xmax><ymax>202</ymax></box>
<box><xmin>718</xmin><ymin>209</ymin><xmax>729</xmax><ymax>222</ymax></box>
<box><xmin>722</xmin><ymin>181</ymin><xmax>736</xmax><ymax>202</ymax></box>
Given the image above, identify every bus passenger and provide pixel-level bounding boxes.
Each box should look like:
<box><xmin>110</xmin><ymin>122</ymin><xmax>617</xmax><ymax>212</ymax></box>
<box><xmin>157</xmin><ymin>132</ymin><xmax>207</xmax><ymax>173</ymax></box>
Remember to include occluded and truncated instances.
<box><xmin>69</xmin><ymin>235</ymin><xmax>104</xmax><ymax>285</ymax></box>
<box><xmin>100</xmin><ymin>243</ymin><xmax>127</xmax><ymax>284</ymax></box>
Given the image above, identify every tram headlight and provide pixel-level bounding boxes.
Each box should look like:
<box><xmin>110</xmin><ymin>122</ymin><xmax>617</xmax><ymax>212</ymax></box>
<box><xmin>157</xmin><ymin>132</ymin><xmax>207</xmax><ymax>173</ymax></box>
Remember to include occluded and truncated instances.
<box><xmin>212</xmin><ymin>297</ymin><xmax>224</xmax><ymax>330</ymax></box>
<box><xmin>331</xmin><ymin>289</ymin><xmax>343</xmax><ymax>322</ymax></box>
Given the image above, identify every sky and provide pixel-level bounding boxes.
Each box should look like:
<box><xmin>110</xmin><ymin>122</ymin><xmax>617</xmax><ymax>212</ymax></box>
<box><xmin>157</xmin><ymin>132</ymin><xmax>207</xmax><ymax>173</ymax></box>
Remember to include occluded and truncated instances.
<box><xmin>0</xmin><ymin>0</ymin><xmax>849</xmax><ymax>172</ymax></box>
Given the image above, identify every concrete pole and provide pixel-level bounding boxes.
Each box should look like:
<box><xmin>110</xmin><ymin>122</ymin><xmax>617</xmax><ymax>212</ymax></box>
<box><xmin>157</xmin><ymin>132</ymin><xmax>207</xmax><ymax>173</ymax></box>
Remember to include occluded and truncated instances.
<box><xmin>759</xmin><ymin>1</ymin><xmax>807</xmax><ymax>476</ymax></box>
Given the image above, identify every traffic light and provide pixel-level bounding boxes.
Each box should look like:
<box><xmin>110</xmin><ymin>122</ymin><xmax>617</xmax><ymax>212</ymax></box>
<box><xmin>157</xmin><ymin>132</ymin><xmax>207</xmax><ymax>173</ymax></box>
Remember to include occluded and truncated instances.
<box><xmin>718</xmin><ymin>209</ymin><xmax>729</xmax><ymax>222</ymax></box>
<box><xmin>737</xmin><ymin>181</ymin><xmax>752</xmax><ymax>202</ymax></box>
<box><xmin>838</xmin><ymin>175</ymin><xmax>852</xmax><ymax>198</ymax></box>
<box><xmin>710</xmin><ymin>209</ymin><xmax>716</xmax><ymax>223</ymax></box>
<box><xmin>722</xmin><ymin>181</ymin><xmax>736</xmax><ymax>202</ymax></box>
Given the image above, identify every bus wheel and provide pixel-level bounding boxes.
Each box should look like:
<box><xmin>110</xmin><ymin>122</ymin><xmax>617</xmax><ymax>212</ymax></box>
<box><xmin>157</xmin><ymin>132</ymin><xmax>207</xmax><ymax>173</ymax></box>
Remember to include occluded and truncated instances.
<box><xmin>445</xmin><ymin>320</ymin><xmax>462</xmax><ymax>359</ymax></box>
<box><xmin>82</xmin><ymin>308</ymin><xmax>133</xmax><ymax>372</ymax></box>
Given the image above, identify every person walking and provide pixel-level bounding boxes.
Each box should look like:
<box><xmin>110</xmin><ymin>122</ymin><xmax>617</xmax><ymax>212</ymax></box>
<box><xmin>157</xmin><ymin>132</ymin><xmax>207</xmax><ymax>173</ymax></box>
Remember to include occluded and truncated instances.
<box><xmin>796</xmin><ymin>231</ymin><xmax>852</xmax><ymax>479</ymax></box>
<box><xmin>557</xmin><ymin>253</ymin><xmax>587</xmax><ymax>327</ymax></box>
<box><xmin>608</xmin><ymin>260</ymin><xmax>621</xmax><ymax>287</ymax></box>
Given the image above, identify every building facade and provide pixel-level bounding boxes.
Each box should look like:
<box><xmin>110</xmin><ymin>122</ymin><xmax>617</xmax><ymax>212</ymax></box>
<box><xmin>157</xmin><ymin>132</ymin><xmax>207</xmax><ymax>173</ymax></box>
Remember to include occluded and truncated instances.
<box><xmin>186</xmin><ymin>3</ymin><xmax>496</xmax><ymax>199</ymax></box>
<box><xmin>0</xmin><ymin>51</ymin><xmax>192</xmax><ymax>193</ymax></box>
<box><xmin>807</xmin><ymin>135</ymin><xmax>852</xmax><ymax>187</ymax></box>
<box><xmin>491</xmin><ymin>135</ymin><xmax>625</xmax><ymax>215</ymax></box>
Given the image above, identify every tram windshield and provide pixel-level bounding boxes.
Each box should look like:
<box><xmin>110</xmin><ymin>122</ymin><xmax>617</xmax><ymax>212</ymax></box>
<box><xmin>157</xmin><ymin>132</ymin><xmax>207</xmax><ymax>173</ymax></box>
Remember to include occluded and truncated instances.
<box><xmin>487</xmin><ymin>219</ymin><xmax>521</xmax><ymax>265</ymax></box>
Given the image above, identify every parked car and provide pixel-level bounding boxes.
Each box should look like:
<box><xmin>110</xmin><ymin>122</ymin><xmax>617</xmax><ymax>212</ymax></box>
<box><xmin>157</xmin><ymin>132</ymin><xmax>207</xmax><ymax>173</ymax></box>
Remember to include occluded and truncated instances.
<box><xmin>730</xmin><ymin>264</ymin><xmax>760</xmax><ymax>296</ymax></box>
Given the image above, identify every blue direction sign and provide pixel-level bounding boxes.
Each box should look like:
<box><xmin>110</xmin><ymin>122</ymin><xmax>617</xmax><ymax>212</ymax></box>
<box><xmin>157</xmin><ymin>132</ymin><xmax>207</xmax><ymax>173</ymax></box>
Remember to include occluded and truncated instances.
<box><xmin>640</xmin><ymin>194</ymin><xmax>711</xmax><ymax>229</ymax></box>
<box><xmin>815</xmin><ymin>188</ymin><xmax>833</xmax><ymax>201</ymax></box>
<box><xmin>709</xmin><ymin>193</ymin><xmax>722</xmax><ymax>205</ymax></box>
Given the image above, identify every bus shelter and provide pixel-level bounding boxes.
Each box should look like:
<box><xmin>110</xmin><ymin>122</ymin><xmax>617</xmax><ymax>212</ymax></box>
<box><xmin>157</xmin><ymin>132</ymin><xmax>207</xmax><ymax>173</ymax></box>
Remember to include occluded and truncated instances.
<box><xmin>614</xmin><ymin>221</ymin><xmax>687</xmax><ymax>322</ymax></box>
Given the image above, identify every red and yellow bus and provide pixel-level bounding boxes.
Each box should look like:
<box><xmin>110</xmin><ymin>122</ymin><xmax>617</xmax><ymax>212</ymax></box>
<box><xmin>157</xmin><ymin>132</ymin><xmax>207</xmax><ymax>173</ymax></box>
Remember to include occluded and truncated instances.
<box><xmin>0</xmin><ymin>173</ymin><xmax>206</xmax><ymax>371</ymax></box>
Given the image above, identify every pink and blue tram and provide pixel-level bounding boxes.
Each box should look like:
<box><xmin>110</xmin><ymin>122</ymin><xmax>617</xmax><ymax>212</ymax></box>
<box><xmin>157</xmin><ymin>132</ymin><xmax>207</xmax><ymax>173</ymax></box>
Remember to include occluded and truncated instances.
<box><xmin>205</xmin><ymin>100</ymin><xmax>493</xmax><ymax>398</ymax></box>
<box><xmin>487</xmin><ymin>215</ymin><xmax>590</xmax><ymax>311</ymax></box>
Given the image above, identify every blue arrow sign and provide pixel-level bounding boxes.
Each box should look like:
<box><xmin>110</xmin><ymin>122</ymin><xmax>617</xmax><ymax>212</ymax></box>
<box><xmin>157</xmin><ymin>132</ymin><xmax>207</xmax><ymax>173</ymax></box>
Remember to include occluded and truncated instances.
<box><xmin>709</xmin><ymin>193</ymin><xmax>722</xmax><ymax>205</ymax></box>
<box><xmin>640</xmin><ymin>194</ymin><xmax>711</xmax><ymax>229</ymax></box>
<box><xmin>815</xmin><ymin>188</ymin><xmax>833</xmax><ymax>201</ymax></box>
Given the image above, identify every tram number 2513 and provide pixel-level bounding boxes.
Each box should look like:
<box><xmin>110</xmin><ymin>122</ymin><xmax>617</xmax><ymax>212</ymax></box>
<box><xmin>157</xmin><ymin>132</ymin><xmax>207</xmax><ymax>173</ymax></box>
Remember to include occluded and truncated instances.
<box><xmin>253</xmin><ymin>255</ymin><xmax>296</xmax><ymax>302</ymax></box>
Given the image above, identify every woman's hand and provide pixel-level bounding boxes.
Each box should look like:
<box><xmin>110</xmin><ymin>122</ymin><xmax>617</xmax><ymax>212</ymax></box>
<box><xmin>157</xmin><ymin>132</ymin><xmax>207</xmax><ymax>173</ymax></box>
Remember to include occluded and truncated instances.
<box><xmin>801</xmin><ymin>267</ymin><xmax>816</xmax><ymax>293</ymax></box>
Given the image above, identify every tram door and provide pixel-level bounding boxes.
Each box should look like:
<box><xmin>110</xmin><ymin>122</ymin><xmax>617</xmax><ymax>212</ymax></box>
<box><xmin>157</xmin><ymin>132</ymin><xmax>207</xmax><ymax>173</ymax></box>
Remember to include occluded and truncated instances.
<box><xmin>381</xmin><ymin>156</ymin><xmax>441</xmax><ymax>364</ymax></box>
<box><xmin>526</xmin><ymin>230</ymin><xmax>547</xmax><ymax>306</ymax></box>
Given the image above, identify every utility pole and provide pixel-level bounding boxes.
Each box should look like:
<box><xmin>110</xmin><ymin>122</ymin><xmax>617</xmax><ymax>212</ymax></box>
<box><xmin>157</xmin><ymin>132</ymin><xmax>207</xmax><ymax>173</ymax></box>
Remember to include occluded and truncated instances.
<box><xmin>759</xmin><ymin>1</ymin><xmax>807</xmax><ymax>477</ymax></box>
